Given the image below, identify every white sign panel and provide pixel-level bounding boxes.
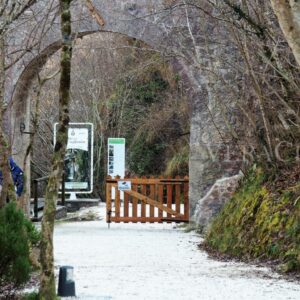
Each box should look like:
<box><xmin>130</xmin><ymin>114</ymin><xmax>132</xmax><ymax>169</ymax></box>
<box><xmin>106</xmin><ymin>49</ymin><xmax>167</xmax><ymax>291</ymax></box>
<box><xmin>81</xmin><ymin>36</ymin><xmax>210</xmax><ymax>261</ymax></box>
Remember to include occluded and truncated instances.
<box><xmin>54</xmin><ymin>123</ymin><xmax>94</xmax><ymax>193</ymax></box>
<box><xmin>108</xmin><ymin>138</ymin><xmax>125</xmax><ymax>178</ymax></box>
<box><xmin>118</xmin><ymin>181</ymin><xmax>131</xmax><ymax>191</ymax></box>
<box><xmin>67</xmin><ymin>128</ymin><xmax>89</xmax><ymax>151</ymax></box>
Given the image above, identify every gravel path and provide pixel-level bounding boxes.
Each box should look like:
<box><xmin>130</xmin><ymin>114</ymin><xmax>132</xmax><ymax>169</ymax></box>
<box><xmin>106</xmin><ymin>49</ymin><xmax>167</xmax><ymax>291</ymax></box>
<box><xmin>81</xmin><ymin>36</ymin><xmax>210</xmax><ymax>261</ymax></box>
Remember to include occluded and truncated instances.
<box><xmin>54</xmin><ymin>205</ymin><xmax>300</xmax><ymax>300</ymax></box>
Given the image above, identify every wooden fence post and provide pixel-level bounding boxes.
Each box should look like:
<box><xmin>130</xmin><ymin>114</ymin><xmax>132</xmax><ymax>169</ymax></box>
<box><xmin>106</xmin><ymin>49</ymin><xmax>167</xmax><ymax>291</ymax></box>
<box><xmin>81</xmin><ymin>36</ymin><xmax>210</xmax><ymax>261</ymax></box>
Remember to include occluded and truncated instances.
<box><xmin>167</xmin><ymin>176</ymin><xmax>172</xmax><ymax>222</ymax></box>
<box><xmin>184</xmin><ymin>176</ymin><xmax>189</xmax><ymax>220</ymax></box>
<box><xmin>149</xmin><ymin>176</ymin><xmax>155</xmax><ymax>222</ymax></box>
<box><xmin>141</xmin><ymin>176</ymin><xmax>146</xmax><ymax>222</ymax></box>
<box><xmin>158</xmin><ymin>176</ymin><xmax>164</xmax><ymax>222</ymax></box>
<box><xmin>132</xmin><ymin>176</ymin><xmax>138</xmax><ymax>222</ymax></box>
<box><xmin>175</xmin><ymin>175</ymin><xmax>181</xmax><ymax>214</ymax></box>
<box><xmin>115</xmin><ymin>176</ymin><xmax>120</xmax><ymax>223</ymax></box>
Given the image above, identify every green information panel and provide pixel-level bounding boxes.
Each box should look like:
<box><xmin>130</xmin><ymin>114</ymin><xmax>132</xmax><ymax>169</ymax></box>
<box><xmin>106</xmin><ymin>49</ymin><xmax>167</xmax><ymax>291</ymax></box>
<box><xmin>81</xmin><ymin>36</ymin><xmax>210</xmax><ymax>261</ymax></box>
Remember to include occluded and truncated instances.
<box><xmin>108</xmin><ymin>138</ymin><xmax>125</xmax><ymax>178</ymax></box>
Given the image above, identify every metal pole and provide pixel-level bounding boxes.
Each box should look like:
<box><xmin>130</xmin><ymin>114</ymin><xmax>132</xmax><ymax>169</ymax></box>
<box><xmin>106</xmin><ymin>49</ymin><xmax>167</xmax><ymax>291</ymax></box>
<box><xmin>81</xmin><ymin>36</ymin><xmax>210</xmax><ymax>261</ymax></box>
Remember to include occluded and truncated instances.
<box><xmin>34</xmin><ymin>179</ymin><xmax>38</xmax><ymax>219</ymax></box>
<box><xmin>61</xmin><ymin>172</ymin><xmax>65</xmax><ymax>206</ymax></box>
<box><xmin>107</xmin><ymin>210</ymin><xmax>111</xmax><ymax>229</ymax></box>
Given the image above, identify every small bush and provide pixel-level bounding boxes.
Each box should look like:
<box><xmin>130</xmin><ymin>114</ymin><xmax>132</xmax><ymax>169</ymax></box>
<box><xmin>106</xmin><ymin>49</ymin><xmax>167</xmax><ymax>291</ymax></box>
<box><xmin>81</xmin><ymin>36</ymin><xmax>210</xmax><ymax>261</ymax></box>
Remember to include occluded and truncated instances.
<box><xmin>22</xmin><ymin>292</ymin><xmax>61</xmax><ymax>300</ymax></box>
<box><xmin>0</xmin><ymin>202</ymin><xmax>40</xmax><ymax>298</ymax></box>
<box><xmin>22</xmin><ymin>292</ymin><xmax>39</xmax><ymax>300</ymax></box>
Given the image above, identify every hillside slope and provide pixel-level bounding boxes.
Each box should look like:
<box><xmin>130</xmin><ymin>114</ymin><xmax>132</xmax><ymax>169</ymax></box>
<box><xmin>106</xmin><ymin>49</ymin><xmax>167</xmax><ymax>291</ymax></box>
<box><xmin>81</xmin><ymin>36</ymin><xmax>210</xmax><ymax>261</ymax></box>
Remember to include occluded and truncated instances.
<box><xmin>205</xmin><ymin>166</ymin><xmax>300</xmax><ymax>274</ymax></box>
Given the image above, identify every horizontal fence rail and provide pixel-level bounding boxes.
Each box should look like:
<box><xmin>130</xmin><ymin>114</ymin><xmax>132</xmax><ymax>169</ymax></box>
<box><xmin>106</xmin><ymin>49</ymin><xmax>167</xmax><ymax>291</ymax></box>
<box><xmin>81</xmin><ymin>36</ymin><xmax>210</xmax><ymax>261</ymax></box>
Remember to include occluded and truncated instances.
<box><xmin>32</xmin><ymin>173</ymin><xmax>66</xmax><ymax>220</ymax></box>
<box><xmin>106</xmin><ymin>176</ymin><xmax>189</xmax><ymax>224</ymax></box>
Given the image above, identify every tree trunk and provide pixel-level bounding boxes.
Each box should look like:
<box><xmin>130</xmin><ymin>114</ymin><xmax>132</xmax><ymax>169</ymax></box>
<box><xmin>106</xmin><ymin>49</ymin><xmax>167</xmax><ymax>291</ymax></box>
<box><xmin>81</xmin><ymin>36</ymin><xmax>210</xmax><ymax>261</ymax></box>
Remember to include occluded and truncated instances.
<box><xmin>39</xmin><ymin>0</ymin><xmax>73</xmax><ymax>299</ymax></box>
<box><xmin>0</xmin><ymin>35</ymin><xmax>16</xmax><ymax>208</ymax></box>
<box><xmin>270</xmin><ymin>1</ymin><xmax>300</xmax><ymax>67</ymax></box>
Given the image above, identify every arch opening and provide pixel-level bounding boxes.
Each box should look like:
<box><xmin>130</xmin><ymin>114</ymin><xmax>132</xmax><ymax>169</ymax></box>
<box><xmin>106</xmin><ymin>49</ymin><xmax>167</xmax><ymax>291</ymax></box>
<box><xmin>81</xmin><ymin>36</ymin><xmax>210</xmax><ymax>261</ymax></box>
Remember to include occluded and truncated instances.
<box><xmin>11</xmin><ymin>31</ymin><xmax>189</xmax><ymax>210</ymax></box>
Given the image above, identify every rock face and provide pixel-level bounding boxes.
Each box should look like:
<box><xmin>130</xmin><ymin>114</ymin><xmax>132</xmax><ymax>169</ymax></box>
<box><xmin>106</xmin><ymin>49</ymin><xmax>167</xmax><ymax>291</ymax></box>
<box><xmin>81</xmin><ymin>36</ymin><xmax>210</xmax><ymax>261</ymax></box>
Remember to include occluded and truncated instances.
<box><xmin>194</xmin><ymin>173</ymin><xmax>243</xmax><ymax>227</ymax></box>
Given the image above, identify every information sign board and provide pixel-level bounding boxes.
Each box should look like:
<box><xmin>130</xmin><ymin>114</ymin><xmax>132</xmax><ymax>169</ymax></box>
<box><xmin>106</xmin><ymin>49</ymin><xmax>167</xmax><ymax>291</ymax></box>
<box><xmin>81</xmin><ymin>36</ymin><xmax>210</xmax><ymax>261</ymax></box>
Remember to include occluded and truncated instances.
<box><xmin>107</xmin><ymin>138</ymin><xmax>125</xmax><ymax>178</ymax></box>
<box><xmin>54</xmin><ymin>123</ymin><xmax>94</xmax><ymax>193</ymax></box>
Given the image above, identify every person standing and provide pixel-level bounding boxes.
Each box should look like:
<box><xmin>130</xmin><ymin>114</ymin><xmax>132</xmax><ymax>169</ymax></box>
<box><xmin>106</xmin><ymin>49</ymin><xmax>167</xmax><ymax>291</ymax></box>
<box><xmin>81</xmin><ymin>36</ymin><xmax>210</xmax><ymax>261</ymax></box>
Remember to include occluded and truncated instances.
<box><xmin>0</xmin><ymin>157</ymin><xmax>24</xmax><ymax>198</ymax></box>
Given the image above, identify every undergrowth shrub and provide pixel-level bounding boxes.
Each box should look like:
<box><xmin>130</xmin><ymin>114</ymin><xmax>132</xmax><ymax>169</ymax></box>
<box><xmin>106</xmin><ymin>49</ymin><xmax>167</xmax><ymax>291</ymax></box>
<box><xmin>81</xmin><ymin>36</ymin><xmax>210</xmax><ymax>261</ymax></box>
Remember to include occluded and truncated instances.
<box><xmin>0</xmin><ymin>202</ymin><xmax>40</xmax><ymax>298</ymax></box>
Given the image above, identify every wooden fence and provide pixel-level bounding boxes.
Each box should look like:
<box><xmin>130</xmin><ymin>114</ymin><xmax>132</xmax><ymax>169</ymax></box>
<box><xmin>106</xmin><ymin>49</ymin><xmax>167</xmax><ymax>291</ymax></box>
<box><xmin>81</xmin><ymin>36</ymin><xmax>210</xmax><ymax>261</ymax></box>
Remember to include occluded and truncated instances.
<box><xmin>106</xmin><ymin>176</ymin><xmax>189</xmax><ymax>223</ymax></box>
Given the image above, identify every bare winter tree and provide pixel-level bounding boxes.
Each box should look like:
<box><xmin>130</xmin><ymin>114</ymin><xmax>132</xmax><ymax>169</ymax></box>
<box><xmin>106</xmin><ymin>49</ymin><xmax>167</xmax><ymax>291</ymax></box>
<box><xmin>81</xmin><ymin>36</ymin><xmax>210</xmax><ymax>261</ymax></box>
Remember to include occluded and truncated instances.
<box><xmin>39</xmin><ymin>0</ymin><xmax>73</xmax><ymax>298</ymax></box>
<box><xmin>270</xmin><ymin>0</ymin><xmax>300</xmax><ymax>67</ymax></box>
<box><xmin>170</xmin><ymin>0</ymin><xmax>300</xmax><ymax>166</ymax></box>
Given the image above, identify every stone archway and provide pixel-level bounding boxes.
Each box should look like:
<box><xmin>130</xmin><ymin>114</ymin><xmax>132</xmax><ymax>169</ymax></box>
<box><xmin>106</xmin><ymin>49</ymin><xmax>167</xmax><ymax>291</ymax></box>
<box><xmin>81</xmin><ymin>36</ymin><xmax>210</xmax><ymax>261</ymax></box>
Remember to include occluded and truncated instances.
<box><xmin>5</xmin><ymin>0</ymin><xmax>242</xmax><ymax>222</ymax></box>
<box><xmin>7</xmin><ymin>0</ymin><xmax>172</xmax><ymax>212</ymax></box>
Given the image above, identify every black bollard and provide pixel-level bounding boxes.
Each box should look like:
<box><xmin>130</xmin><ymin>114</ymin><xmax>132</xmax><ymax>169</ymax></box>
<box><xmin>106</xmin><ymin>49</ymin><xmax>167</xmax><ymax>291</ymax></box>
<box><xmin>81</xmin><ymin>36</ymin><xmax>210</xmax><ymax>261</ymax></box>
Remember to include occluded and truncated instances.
<box><xmin>57</xmin><ymin>266</ymin><xmax>76</xmax><ymax>297</ymax></box>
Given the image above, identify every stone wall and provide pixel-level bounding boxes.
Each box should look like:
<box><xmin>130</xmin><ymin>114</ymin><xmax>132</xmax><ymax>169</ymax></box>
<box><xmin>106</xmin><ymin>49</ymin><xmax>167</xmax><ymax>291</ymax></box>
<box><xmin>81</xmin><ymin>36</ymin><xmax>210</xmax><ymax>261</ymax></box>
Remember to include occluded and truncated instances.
<box><xmin>182</xmin><ymin>6</ymin><xmax>245</xmax><ymax>224</ymax></box>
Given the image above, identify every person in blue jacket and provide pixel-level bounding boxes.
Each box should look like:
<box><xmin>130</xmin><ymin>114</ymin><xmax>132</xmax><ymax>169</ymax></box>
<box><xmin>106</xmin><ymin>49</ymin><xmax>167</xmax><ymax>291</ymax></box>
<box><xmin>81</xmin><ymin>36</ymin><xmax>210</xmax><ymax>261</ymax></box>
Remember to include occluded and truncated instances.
<box><xmin>0</xmin><ymin>157</ymin><xmax>24</xmax><ymax>197</ymax></box>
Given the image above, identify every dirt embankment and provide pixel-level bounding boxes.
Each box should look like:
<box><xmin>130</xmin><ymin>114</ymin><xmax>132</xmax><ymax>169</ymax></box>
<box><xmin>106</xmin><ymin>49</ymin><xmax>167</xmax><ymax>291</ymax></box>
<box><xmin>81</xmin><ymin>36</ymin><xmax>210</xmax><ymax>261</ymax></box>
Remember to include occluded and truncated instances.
<box><xmin>204</xmin><ymin>165</ymin><xmax>300</xmax><ymax>277</ymax></box>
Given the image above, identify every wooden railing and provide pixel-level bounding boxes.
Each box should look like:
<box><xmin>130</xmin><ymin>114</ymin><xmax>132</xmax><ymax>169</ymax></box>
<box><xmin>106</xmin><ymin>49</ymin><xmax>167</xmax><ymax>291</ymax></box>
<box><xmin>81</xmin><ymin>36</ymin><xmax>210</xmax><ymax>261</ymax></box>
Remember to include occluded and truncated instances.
<box><xmin>106</xmin><ymin>176</ymin><xmax>189</xmax><ymax>223</ymax></box>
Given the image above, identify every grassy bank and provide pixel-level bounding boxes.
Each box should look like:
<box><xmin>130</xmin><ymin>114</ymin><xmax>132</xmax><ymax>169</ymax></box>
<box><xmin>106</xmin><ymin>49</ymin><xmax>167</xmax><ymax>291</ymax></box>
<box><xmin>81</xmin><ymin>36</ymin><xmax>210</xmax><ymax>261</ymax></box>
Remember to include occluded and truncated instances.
<box><xmin>205</xmin><ymin>166</ymin><xmax>300</xmax><ymax>273</ymax></box>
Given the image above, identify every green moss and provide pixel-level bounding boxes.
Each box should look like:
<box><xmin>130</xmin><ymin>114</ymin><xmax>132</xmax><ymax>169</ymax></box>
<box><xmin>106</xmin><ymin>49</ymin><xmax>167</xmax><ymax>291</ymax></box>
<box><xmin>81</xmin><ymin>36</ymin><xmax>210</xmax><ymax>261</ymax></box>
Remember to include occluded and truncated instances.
<box><xmin>205</xmin><ymin>167</ymin><xmax>300</xmax><ymax>273</ymax></box>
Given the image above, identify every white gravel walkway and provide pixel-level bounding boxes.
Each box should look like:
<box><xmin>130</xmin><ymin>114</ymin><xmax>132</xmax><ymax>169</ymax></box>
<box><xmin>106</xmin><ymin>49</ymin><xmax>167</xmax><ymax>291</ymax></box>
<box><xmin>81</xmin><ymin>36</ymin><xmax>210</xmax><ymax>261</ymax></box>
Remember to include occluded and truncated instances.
<box><xmin>54</xmin><ymin>204</ymin><xmax>300</xmax><ymax>300</ymax></box>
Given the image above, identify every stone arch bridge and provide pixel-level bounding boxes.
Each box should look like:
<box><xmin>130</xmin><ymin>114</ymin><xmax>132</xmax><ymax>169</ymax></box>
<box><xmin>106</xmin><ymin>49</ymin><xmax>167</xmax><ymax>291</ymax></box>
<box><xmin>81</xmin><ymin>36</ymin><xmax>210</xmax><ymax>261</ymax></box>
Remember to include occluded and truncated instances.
<box><xmin>5</xmin><ymin>0</ymin><xmax>241</xmax><ymax>224</ymax></box>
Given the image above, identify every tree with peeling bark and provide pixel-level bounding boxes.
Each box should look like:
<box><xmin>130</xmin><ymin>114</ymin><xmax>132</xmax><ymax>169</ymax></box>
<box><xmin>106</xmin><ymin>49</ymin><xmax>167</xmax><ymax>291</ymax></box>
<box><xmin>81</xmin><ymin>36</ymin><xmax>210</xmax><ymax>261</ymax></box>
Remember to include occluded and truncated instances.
<box><xmin>39</xmin><ymin>0</ymin><xmax>73</xmax><ymax>298</ymax></box>
<box><xmin>270</xmin><ymin>0</ymin><xmax>300</xmax><ymax>67</ymax></box>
